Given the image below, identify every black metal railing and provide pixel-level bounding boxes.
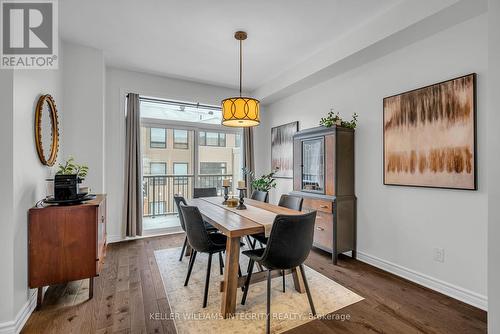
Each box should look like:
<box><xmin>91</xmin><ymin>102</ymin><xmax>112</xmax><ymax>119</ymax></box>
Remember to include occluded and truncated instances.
<box><xmin>143</xmin><ymin>174</ymin><xmax>234</xmax><ymax>217</ymax></box>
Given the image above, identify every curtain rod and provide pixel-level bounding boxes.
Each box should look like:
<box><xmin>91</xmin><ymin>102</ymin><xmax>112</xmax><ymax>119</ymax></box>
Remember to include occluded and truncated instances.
<box><xmin>127</xmin><ymin>94</ymin><xmax>221</xmax><ymax>111</ymax></box>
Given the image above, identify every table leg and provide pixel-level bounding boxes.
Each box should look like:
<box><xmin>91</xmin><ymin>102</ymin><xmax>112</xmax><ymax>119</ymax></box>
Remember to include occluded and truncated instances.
<box><xmin>221</xmin><ymin>236</ymin><xmax>241</xmax><ymax>318</ymax></box>
<box><xmin>291</xmin><ymin>267</ymin><xmax>305</xmax><ymax>293</ymax></box>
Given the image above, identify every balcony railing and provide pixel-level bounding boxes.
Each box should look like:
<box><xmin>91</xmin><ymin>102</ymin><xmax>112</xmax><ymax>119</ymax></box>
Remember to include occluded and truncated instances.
<box><xmin>143</xmin><ymin>174</ymin><xmax>234</xmax><ymax>217</ymax></box>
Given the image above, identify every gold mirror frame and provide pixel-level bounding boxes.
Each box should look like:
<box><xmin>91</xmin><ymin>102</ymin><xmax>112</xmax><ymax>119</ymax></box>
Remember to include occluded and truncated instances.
<box><xmin>35</xmin><ymin>94</ymin><xmax>59</xmax><ymax>166</ymax></box>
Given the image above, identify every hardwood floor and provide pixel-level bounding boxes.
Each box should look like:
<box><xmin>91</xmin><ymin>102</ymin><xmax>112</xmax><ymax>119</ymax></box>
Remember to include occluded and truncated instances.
<box><xmin>21</xmin><ymin>234</ymin><xmax>486</xmax><ymax>334</ymax></box>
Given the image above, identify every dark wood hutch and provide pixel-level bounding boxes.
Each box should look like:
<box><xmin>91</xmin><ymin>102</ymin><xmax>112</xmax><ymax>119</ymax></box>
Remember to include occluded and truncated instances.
<box><xmin>291</xmin><ymin>126</ymin><xmax>356</xmax><ymax>264</ymax></box>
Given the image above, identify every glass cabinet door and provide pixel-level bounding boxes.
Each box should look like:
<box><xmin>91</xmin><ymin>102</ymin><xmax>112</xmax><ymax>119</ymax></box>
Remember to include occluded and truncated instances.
<box><xmin>302</xmin><ymin>138</ymin><xmax>325</xmax><ymax>193</ymax></box>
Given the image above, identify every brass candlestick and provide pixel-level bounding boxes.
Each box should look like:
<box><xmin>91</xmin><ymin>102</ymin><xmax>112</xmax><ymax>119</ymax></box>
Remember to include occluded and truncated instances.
<box><xmin>236</xmin><ymin>188</ymin><xmax>246</xmax><ymax>210</ymax></box>
<box><xmin>222</xmin><ymin>186</ymin><xmax>229</xmax><ymax>204</ymax></box>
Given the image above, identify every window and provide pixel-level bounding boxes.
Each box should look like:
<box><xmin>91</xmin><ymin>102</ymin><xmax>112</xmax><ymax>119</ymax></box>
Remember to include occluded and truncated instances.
<box><xmin>150</xmin><ymin>162</ymin><xmax>166</xmax><ymax>175</ymax></box>
<box><xmin>200</xmin><ymin>162</ymin><xmax>227</xmax><ymax>175</ymax></box>
<box><xmin>235</xmin><ymin>133</ymin><xmax>241</xmax><ymax>147</ymax></box>
<box><xmin>173</xmin><ymin>162</ymin><xmax>189</xmax><ymax>185</ymax></box>
<box><xmin>173</xmin><ymin>129</ymin><xmax>188</xmax><ymax>149</ymax></box>
<box><xmin>199</xmin><ymin>131</ymin><xmax>226</xmax><ymax>147</ymax></box>
<box><xmin>150</xmin><ymin>128</ymin><xmax>166</xmax><ymax>148</ymax></box>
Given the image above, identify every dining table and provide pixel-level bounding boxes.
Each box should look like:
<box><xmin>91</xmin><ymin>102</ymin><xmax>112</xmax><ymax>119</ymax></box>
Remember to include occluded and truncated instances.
<box><xmin>186</xmin><ymin>196</ymin><xmax>307</xmax><ymax>318</ymax></box>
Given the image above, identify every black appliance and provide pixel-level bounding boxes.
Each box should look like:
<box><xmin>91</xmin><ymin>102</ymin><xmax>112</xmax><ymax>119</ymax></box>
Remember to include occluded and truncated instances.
<box><xmin>54</xmin><ymin>174</ymin><xmax>79</xmax><ymax>200</ymax></box>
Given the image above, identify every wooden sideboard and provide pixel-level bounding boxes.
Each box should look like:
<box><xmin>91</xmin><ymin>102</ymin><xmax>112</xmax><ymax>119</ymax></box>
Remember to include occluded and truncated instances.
<box><xmin>291</xmin><ymin>126</ymin><xmax>356</xmax><ymax>264</ymax></box>
<box><xmin>28</xmin><ymin>194</ymin><xmax>107</xmax><ymax>308</ymax></box>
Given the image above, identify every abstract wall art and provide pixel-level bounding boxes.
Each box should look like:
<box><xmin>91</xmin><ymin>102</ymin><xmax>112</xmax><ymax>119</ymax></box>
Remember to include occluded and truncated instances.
<box><xmin>271</xmin><ymin>121</ymin><xmax>298</xmax><ymax>178</ymax></box>
<box><xmin>383</xmin><ymin>73</ymin><xmax>476</xmax><ymax>190</ymax></box>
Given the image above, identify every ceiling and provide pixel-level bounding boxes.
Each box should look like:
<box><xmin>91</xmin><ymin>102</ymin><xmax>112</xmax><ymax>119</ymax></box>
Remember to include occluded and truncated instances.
<box><xmin>60</xmin><ymin>0</ymin><xmax>400</xmax><ymax>90</ymax></box>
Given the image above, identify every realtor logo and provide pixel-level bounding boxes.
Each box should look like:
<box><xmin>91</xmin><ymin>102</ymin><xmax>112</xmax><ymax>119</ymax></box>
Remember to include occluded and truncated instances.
<box><xmin>1</xmin><ymin>0</ymin><xmax>58</xmax><ymax>69</ymax></box>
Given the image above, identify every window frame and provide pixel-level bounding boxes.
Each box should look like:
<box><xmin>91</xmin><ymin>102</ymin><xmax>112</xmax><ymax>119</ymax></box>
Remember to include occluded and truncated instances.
<box><xmin>199</xmin><ymin>131</ymin><xmax>226</xmax><ymax>147</ymax></box>
<box><xmin>173</xmin><ymin>162</ymin><xmax>189</xmax><ymax>185</ymax></box>
<box><xmin>150</xmin><ymin>127</ymin><xmax>167</xmax><ymax>149</ymax></box>
<box><xmin>150</xmin><ymin>162</ymin><xmax>167</xmax><ymax>175</ymax></box>
<box><xmin>173</xmin><ymin>129</ymin><xmax>189</xmax><ymax>149</ymax></box>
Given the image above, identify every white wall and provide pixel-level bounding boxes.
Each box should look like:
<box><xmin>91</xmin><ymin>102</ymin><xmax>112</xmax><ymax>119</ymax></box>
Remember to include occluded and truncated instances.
<box><xmin>254</xmin><ymin>14</ymin><xmax>488</xmax><ymax>308</ymax></box>
<box><xmin>105</xmin><ymin>67</ymin><xmax>238</xmax><ymax>240</ymax></box>
<box><xmin>62</xmin><ymin>41</ymin><xmax>105</xmax><ymax>193</ymax></box>
<box><xmin>12</xmin><ymin>67</ymin><xmax>64</xmax><ymax>315</ymax></box>
<box><xmin>0</xmin><ymin>70</ymin><xmax>15</xmax><ymax>323</ymax></box>
<box><xmin>488</xmin><ymin>0</ymin><xmax>500</xmax><ymax>331</ymax></box>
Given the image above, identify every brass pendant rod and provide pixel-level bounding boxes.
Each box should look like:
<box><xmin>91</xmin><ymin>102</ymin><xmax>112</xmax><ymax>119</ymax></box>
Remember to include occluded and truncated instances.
<box><xmin>239</xmin><ymin>39</ymin><xmax>242</xmax><ymax>96</ymax></box>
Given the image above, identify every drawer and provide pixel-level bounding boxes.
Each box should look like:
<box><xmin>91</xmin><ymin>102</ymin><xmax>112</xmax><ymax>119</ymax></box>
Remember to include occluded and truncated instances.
<box><xmin>313</xmin><ymin>212</ymin><xmax>333</xmax><ymax>250</ymax></box>
<box><xmin>303</xmin><ymin>198</ymin><xmax>332</xmax><ymax>213</ymax></box>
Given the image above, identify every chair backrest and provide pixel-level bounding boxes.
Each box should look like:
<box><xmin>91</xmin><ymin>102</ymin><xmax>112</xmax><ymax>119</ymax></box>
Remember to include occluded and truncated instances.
<box><xmin>193</xmin><ymin>187</ymin><xmax>217</xmax><ymax>198</ymax></box>
<box><xmin>260</xmin><ymin>211</ymin><xmax>317</xmax><ymax>270</ymax></box>
<box><xmin>251</xmin><ymin>190</ymin><xmax>269</xmax><ymax>203</ymax></box>
<box><xmin>179</xmin><ymin>204</ymin><xmax>213</xmax><ymax>253</ymax></box>
<box><xmin>173</xmin><ymin>195</ymin><xmax>188</xmax><ymax>231</ymax></box>
<box><xmin>278</xmin><ymin>194</ymin><xmax>303</xmax><ymax>211</ymax></box>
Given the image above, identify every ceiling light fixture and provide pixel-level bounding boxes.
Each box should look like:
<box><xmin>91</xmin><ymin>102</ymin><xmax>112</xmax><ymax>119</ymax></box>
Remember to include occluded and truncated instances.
<box><xmin>221</xmin><ymin>31</ymin><xmax>260</xmax><ymax>127</ymax></box>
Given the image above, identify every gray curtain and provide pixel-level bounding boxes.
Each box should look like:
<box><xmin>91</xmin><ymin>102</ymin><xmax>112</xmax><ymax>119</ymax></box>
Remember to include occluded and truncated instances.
<box><xmin>243</xmin><ymin>127</ymin><xmax>255</xmax><ymax>194</ymax></box>
<box><xmin>124</xmin><ymin>93</ymin><xmax>143</xmax><ymax>237</ymax></box>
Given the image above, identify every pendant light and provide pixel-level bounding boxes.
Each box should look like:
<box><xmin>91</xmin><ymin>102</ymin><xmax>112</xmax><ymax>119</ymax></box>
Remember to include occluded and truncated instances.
<box><xmin>222</xmin><ymin>31</ymin><xmax>260</xmax><ymax>127</ymax></box>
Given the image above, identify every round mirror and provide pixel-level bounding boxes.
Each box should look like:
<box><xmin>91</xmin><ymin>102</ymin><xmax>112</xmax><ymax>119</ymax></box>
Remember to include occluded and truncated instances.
<box><xmin>35</xmin><ymin>94</ymin><xmax>59</xmax><ymax>166</ymax></box>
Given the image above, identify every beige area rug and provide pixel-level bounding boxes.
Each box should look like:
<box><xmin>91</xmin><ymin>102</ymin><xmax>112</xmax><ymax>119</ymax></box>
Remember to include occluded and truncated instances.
<box><xmin>154</xmin><ymin>247</ymin><xmax>363</xmax><ymax>333</ymax></box>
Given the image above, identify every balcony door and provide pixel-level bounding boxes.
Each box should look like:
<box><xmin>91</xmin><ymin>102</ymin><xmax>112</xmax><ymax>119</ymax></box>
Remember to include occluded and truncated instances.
<box><xmin>140</xmin><ymin>97</ymin><xmax>242</xmax><ymax>234</ymax></box>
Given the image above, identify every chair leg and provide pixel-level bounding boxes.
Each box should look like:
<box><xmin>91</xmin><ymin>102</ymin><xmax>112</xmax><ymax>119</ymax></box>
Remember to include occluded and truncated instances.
<box><xmin>238</xmin><ymin>264</ymin><xmax>244</xmax><ymax>291</ymax></box>
<box><xmin>184</xmin><ymin>250</ymin><xmax>197</xmax><ymax>286</ymax></box>
<box><xmin>246</xmin><ymin>236</ymin><xmax>254</xmax><ymax>250</ymax></box>
<box><xmin>179</xmin><ymin>236</ymin><xmax>188</xmax><ymax>261</ymax></box>
<box><xmin>282</xmin><ymin>270</ymin><xmax>286</xmax><ymax>293</ymax></box>
<box><xmin>299</xmin><ymin>264</ymin><xmax>316</xmax><ymax>316</ymax></box>
<box><xmin>241</xmin><ymin>259</ymin><xmax>254</xmax><ymax>305</ymax></box>
<box><xmin>218</xmin><ymin>252</ymin><xmax>224</xmax><ymax>275</ymax></box>
<box><xmin>203</xmin><ymin>253</ymin><xmax>212</xmax><ymax>308</ymax></box>
<box><xmin>266</xmin><ymin>269</ymin><xmax>271</xmax><ymax>334</ymax></box>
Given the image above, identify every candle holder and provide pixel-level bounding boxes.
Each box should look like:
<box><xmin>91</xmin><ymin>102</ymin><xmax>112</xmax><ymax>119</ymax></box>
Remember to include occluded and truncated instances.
<box><xmin>236</xmin><ymin>188</ymin><xmax>246</xmax><ymax>210</ymax></box>
<box><xmin>222</xmin><ymin>186</ymin><xmax>229</xmax><ymax>205</ymax></box>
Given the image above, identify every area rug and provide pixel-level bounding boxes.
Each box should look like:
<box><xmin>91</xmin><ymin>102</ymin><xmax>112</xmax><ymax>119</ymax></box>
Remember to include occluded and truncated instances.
<box><xmin>154</xmin><ymin>247</ymin><xmax>363</xmax><ymax>333</ymax></box>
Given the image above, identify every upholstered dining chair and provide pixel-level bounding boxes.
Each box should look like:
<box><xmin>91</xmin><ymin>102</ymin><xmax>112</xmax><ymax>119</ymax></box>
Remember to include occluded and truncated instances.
<box><xmin>173</xmin><ymin>195</ymin><xmax>218</xmax><ymax>262</ymax></box>
<box><xmin>179</xmin><ymin>203</ymin><xmax>242</xmax><ymax>308</ymax></box>
<box><xmin>240</xmin><ymin>211</ymin><xmax>317</xmax><ymax>334</ymax></box>
<box><xmin>250</xmin><ymin>190</ymin><xmax>269</xmax><ymax>203</ymax></box>
<box><xmin>193</xmin><ymin>187</ymin><xmax>217</xmax><ymax>198</ymax></box>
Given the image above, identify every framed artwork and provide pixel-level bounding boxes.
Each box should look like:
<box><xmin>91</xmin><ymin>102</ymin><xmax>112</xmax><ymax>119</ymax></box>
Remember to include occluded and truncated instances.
<box><xmin>271</xmin><ymin>121</ymin><xmax>299</xmax><ymax>178</ymax></box>
<box><xmin>383</xmin><ymin>73</ymin><xmax>477</xmax><ymax>190</ymax></box>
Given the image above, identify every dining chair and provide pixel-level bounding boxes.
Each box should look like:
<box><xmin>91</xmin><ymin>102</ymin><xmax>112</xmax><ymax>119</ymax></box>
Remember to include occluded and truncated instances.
<box><xmin>250</xmin><ymin>190</ymin><xmax>269</xmax><ymax>203</ymax></box>
<box><xmin>240</xmin><ymin>211</ymin><xmax>317</xmax><ymax>334</ymax></box>
<box><xmin>193</xmin><ymin>187</ymin><xmax>217</xmax><ymax>198</ymax></box>
<box><xmin>174</xmin><ymin>194</ymin><xmax>218</xmax><ymax>262</ymax></box>
<box><xmin>251</xmin><ymin>194</ymin><xmax>304</xmax><ymax>248</ymax></box>
<box><xmin>179</xmin><ymin>204</ymin><xmax>242</xmax><ymax>308</ymax></box>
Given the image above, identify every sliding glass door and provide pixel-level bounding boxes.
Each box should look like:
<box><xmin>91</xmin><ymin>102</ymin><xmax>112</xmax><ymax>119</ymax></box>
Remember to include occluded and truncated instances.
<box><xmin>140</xmin><ymin>97</ymin><xmax>242</xmax><ymax>234</ymax></box>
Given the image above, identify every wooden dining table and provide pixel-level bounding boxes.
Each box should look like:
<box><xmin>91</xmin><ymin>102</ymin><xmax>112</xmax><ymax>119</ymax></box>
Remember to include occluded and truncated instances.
<box><xmin>186</xmin><ymin>196</ymin><xmax>307</xmax><ymax>318</ymax></box>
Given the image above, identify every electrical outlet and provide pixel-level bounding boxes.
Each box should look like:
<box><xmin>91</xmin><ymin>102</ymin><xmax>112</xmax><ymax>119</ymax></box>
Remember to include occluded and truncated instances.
<box><xmin>433</xmin><ymin>248</ymin><xmax>445</xmax><ymax>263</ymax></box>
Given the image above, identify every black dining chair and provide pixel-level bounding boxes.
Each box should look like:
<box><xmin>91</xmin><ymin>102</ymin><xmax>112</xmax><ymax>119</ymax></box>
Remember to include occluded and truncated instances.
<box><xmin>241</xmin><ymin>211</ymin><xmax>317</xmax><ymax>334</ymax></box>
<box><xmin>193</xmin><ymin>187</ymin><xmax>217</xmax><ymax>198</ymax></box>
<box><xmin>251</xmin><ymin>194</ymin><xmax>304</xmax><ymax>248</ymax></box>
<box><xmin>174</xmin><ymin>195</ymin><xmax>218</xmax><ymax>262</ymax></box>
<box><xmin>250</xmin><ymin>190</ymin><xmax>269</xmax><ymax>203</ymax></box>
<box><xmin>179</xmin><ymin>204</ymin><xmax>242</xmax><ymax>308</ymax></box>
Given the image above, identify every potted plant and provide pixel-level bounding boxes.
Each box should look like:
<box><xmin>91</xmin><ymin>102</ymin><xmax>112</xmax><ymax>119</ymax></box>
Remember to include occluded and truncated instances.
<box><xmin>57</xmin><ymin>156</ymin><xmax>89</xmax><ymax>182</ymax></box>
<box><xmin>319</xmin><ymin>109</ymin><xmax>358</xmax><ymax>129</ymax></box>
<box><xmin>243</xmin><ymin>168</ymin><xmax>277</xmax><ymax>201</ymax></box>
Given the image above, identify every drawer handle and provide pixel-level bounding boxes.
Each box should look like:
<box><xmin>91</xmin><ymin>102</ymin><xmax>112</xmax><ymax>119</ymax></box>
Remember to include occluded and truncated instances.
<box><xmin>319</xmin><ymin>205</ymin><xmax>329</xmax><ymax>209</ymax></box>
<box><xmin>316</xmin><ymin>226</ymin><xmax>325</xmax><ymax>231</ymax></box>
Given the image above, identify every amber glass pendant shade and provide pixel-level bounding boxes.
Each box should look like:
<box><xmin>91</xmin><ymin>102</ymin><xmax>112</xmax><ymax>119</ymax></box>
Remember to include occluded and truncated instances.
<box><xmin>222</xmin><ymin>31</ymin><xmax>260</xmax><ymax>127</ymax></box>
<box><xmin>221</xmin><ymin>96</ymin><xmax>260</xmax><ymax>127</ymax></box>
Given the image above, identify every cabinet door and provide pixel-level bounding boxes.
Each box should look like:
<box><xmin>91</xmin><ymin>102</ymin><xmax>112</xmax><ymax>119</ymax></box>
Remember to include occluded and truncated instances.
<box><xmin>313</xmin><ymin>211</ymin><xmax>333</xmax><ymax>251</ymax></box>
<box><xmin>301</xmin><ymin>137</ymin><xmax>325</xmax><ymax>193</ymax></box>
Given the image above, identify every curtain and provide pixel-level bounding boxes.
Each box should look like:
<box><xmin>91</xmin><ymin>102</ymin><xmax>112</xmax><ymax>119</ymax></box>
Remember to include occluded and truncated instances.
<box><xmin>124</xmin><ymin>93</ymin><xmax>143</xmax><ymax>237</ymax></box>
<box><xmin>243</xmin><ymin>127</ymin><xmax>255</xmax><ymax>194</ymax></box>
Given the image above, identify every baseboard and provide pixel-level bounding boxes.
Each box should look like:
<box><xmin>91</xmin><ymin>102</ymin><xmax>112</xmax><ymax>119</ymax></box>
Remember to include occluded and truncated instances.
<box><xmin>356</xmin><ymin>251</ymin><xmax>487</xmax><ymax>311</ymax></box>
<box><xmin>0</xmin><ymin>290</ymin><xmax>38</xmax><ymax>334</ymax></box>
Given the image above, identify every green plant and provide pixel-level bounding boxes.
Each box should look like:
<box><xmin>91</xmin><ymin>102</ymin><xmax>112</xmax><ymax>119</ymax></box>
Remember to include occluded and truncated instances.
<box><xmin>57</xmin><ymin>156</ymin><xmax>89</xmax><ymax>180</ymax></box>
<box><xmin>242</xmin><ymin>168</ymin><xmax>277</xmax><ymax>192</ymax></box>
<box><xmin>319</xmin><ymin>109</ymin><xmax>358</xmax><ymax>129</ymax></box>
